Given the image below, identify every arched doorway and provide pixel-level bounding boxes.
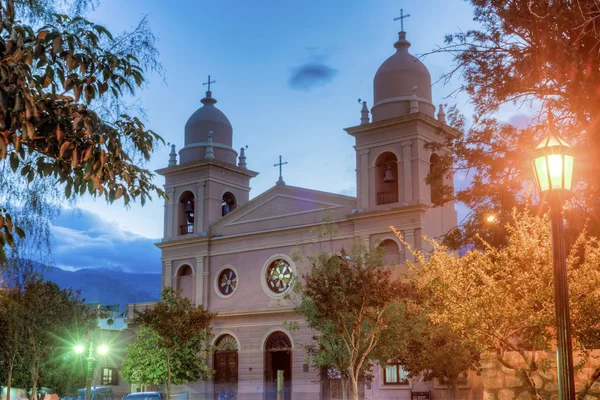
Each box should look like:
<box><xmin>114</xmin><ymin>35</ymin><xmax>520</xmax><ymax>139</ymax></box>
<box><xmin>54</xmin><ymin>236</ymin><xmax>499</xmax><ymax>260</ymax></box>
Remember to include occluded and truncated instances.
<box><xmin>213</xmin><ymin>334</ymin><xmax>238</xmax><ymax>399</ymax></box>
<box><xmin>264</xmin><ymin>331</ymin><xmax>292</xmax><ymax>399</ymax></box>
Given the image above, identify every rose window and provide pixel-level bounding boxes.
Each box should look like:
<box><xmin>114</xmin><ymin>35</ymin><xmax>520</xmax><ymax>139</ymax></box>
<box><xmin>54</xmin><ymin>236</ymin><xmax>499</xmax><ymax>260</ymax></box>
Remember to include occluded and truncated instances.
<box><xmin>218</xmin><ymin>268</ymin><xmax>238</xmax><ymax>296</ymax></box>
<box><xmin>266</xmin><ymin>260</ymin><xmax>293</xmax><ymax>294</ymax></box>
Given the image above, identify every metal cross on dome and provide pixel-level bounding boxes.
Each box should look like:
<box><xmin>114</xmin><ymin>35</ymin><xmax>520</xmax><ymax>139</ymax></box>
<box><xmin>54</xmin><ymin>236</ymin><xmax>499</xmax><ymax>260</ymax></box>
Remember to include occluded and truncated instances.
<box><xmin>203</xmin><ymin>75</ymin><xmax>216</xmax><ymax>92</ymax></box>
<box><xmin>394</xmin><ymin>8</ymin><xmax>411</xmax><ymax>32</ymax></box>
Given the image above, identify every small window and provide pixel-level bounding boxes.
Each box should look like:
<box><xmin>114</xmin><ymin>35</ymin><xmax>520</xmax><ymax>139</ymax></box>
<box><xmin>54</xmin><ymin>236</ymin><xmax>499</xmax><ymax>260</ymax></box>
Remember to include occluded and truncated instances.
<box><xmin>383</xmin><ymin>363</ymin><xmax>409</xmax><ymax>385</ymax></box>
<box><xmin>217</xmin><ymin>268</ymin><xmax>238</xmax><ymax>296</ymax></box>
<box><xmin>101</xmin><ymin>367</ymin><xmax>119</xmax><ymax>385</ymax></box>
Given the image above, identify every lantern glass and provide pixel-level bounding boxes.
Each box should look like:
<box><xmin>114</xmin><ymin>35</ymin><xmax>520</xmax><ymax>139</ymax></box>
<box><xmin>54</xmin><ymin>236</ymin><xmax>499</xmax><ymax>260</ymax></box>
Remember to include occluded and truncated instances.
<box><xmin>533</xmin><ymin>153</ymin><xmax>574</xmax><ymax>192</ymax></box>
<box><xmin>534</xmin><ymin>156</ymin><xmax>550</xmax><ymax>192</ymax></box>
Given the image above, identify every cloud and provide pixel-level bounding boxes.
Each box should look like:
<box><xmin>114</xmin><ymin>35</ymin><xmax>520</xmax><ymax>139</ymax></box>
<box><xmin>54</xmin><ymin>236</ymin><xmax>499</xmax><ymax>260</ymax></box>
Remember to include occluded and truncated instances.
<box><xmin>289</xmin><ymin>63</ymin><xmax>338</xmax><ymax>91</ymax></box>
<box><xmin>51</xmin><ymin>208</ymin><xmax>161</xmax><ymax>274</ymax></box>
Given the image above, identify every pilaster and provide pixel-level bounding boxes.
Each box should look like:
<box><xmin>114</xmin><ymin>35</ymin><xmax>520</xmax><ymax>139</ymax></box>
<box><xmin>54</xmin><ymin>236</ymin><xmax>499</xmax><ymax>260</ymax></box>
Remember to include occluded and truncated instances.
<box><xmin>359</xmin><ymin>149</ymin><xmax>370</xmax><ymax>210</ymax></box>
<box><xmin>401</xmin><ymin>140</ymin><xmax>413</xmax><ymax>204</ymax></box>
<box><xmin>163</xmin><ymin>261</ymin><xmax>173</xmax><ymax>288</ymax></box>
<box><xmin>196</xmin><ymin>182</ymin><xmax>205</xmax><ymax>235</ymax></box>
<box><xmin>195</xmin><ymin>257</ymin><xmax>204</xmax><ymax>306</ymax></box>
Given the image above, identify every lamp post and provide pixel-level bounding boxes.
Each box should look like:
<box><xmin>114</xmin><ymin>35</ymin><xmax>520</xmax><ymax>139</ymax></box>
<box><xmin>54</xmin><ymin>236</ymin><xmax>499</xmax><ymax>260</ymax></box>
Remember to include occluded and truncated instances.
<box><xmin>532</xmin><ymin>116</ymin><xmax>576</xmax><ymax>400</ymax></box>
<box><xmin>75</xmin><ymin>338</ymin><xmax>109</xmax><ymax>400</ymax></box>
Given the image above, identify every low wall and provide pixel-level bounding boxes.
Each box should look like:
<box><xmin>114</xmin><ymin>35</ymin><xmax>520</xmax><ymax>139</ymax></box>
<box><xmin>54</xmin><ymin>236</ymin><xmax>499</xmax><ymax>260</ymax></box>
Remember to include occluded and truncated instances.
<box><xmin>481</xmin><ymin>351</ymin><xmax>600</xmax><ymax>400</ymax></box>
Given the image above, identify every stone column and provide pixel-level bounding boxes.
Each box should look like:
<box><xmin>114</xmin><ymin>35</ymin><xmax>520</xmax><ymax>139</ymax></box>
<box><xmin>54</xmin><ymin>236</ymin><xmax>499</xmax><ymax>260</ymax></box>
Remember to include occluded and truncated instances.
<box><xmin>196</xmin><ymin>182</ymin><xmax>205</xmax><ymax>235</ymax></box>
<box><xmin>163</xmin><ymin>261</ymin><xmax>172</xmax><ymax>288</ymax></box>
<box><xmin>403</xmin><ymin>229</ymin><xmax>415</xmax><ymax>262</ymax></box>
<box><xmin>401</xmin><ymin>140</ymin><xmax>413</xmax><ymax>204</ymax></box>
<box><xmin>358</xmin><ymin>150</ymin><xmax>370</xmax><ymax>210</ymax></box>
<box><xmin>195</xmin><ymin>257</ymin><xmax>204</xmax><ymax>306</ymax></box>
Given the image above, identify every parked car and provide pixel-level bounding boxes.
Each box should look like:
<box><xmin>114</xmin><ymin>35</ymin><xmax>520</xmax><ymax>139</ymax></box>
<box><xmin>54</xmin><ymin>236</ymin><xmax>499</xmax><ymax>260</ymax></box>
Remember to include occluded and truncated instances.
<box><xmin>77</xmin><ymin>387</ymin><xmax>114</xmax><ymax>400</ymax></box>
<box><xmin>122</xmin><ymin>393</ymin><xmax>166</xmax><ymax>400</ymax></box>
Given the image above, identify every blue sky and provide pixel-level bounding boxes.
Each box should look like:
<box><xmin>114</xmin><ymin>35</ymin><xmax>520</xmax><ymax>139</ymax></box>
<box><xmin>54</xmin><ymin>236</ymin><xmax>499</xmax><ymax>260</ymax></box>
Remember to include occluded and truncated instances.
<box><xmin>54</xmin><ymin>0</ymin><xmax>482</xmax><ymax>272</ymax></box>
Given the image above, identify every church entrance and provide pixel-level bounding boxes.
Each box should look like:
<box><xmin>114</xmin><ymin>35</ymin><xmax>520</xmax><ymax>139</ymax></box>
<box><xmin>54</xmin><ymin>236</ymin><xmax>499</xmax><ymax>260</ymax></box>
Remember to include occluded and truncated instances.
<box><xmin>213</xmin><ymin>335</ymin><xmax>238</xmax><ymax>400</ymax></box>
<box><xmin>264</xmin><ymin>331</ymin><xmax>292</xmax><ymax>400</ymax></box>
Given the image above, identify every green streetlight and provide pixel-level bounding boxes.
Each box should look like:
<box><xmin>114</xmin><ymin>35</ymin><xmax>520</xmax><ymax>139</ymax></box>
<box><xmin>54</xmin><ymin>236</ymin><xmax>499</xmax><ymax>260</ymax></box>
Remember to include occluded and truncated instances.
<box><xmin>532</xmin><ymin>115</ymin><xmax>576</xmax><ymax>400</ymax></box>
<box><xmin>74</xmin><ymin>339</ymin><xmax>109</xmax><ymax>400</ymax></box>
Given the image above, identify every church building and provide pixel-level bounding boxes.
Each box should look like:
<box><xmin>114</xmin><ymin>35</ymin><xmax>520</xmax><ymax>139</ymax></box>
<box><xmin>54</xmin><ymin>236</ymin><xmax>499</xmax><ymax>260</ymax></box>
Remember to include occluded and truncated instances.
<box><xmin>127</xmin><ymin>25</ymin><xmax>482</xmax><ymax>400</ymax></box>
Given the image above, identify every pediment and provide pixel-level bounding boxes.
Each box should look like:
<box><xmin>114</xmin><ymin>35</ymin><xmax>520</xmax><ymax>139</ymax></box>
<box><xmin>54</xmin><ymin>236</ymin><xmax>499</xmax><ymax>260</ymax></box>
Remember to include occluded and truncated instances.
<box><xmin>228</xmin><ymin>194</ymin><xmax>345</xmax><ymax>226</ymax></box>
<box><xmin>211</xmin><ymin>186</ymin><xmax>356</xmax><ymax>236</ymax></box>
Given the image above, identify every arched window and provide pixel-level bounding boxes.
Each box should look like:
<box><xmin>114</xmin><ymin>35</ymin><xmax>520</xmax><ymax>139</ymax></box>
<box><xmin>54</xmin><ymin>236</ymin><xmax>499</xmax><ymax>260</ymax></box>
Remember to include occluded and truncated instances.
<box><xmin>222</xmin><ymin>192</ymin><xmax>237</xmax><ymax>216</ymax></box>
<box><xmin>177</xmin><ymin>265</ymin><xmax>193</xmax><ymax>300</ymax></box>
<box><xmin>375</xmin><ymin>152</ymin><xmax>399</xmax><ymax>205</ymax></box>
<box><xmin>215</xmin><ymin>334</ymin><xmax>239</xmax><ymax>351</ymax></box>
<box><xmin>179</xmin><ymin>191</ymin><xmax>195</xmax><ymax>235</ymax></box>
<box><xmin>429</xmin><ymin>154</ymin><xmax>443</xmax><ymax>205</ymax></box>
<box><xmin>378</xmin><ymin>239</ymin><xmax>400</xmax><ymax>267</ymax></box>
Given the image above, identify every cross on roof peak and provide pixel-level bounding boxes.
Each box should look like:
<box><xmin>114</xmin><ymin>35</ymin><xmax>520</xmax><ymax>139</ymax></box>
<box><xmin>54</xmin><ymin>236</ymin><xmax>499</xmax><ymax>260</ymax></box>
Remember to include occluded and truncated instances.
<box><xmin>393</xmin><ymin>8</ymin><xmax>411</xmax><ymax>32</ymax></box>
<box><xmin>274</xmin><ymin>155</ymin><xmax>288</xmax><ymax>186</ymax></box>
<box><xmin>203</xmin><ymin>75</ymin><xmax>216</xmax><ymax>92</ymax></box>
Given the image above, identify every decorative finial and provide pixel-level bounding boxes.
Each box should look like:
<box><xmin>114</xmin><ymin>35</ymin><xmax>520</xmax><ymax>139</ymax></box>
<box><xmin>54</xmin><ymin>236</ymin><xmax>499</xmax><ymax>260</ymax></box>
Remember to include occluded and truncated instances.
<box><xmin>359</xmin><ymin>99</ymin><xmax>370</xmax><ymax>125</ymax></box>
<box><xmin>409</xmin><ymin>86</ymin><xmax>419</xmax><ymax>114</ymax></box>
<box><xmin>168</xmin><ymin>143</ymin><xmax>177</xmax><ymax>167</ymax></box>
<box><xmin>274</xmin><ymin>155</ymin><xmax>288</xmax><ymax>186</ymax></box>
<box><xmin>205</xmin><ymin>130</ymin><xmax>215</xmax><ymax>159</ymax></box>
<box><xmin>437</xmin><ymin>104</ymin><xmax>446</xmax><ymax>124</ymax></box>
<box><xmin>393</xmin><ymin>8</ymin><xmax>411</xmax><ymax>32</ymax></box>
<box><xmin>200</xmin><ymin>75</ymin><xmax>217</xmax><ymax>106</ymax></box>
<box><xmin>238</xmin><ymin>145</ymin><xmax>248</xmax><ymax>169</ymax></box>
<box><xmin>202</xmin><ymin>74</ymin><xmax>216</xmax><ymax>93</ymax></box>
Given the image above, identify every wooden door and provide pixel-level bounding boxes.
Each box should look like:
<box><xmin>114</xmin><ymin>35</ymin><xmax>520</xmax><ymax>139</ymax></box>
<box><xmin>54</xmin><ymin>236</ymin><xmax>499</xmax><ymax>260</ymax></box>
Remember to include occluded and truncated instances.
<box><xmin>215</xmin><ymin>351</ymin><xmax>238</xmax><ymax>383</ymax></box>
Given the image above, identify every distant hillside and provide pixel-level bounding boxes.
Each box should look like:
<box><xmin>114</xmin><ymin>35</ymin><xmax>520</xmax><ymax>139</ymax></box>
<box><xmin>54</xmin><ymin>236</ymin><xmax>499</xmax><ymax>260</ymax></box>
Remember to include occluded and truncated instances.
<box><xmin>44</xmin><ymin>267</ymin><xmax>161</xmax><ymax>310</ymax></box>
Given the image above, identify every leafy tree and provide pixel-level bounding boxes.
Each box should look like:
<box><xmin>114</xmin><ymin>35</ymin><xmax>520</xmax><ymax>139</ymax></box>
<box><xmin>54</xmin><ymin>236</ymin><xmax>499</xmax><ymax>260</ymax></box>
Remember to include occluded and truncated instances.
<box><xmin>0</xmin><ymin>286</ymin><xmax>26</xmax><ymax>399</ymax></box>
<box><xmin>427</xmin><ymin>0</ymin><xmax>600</xmax><ymax>250</ymax></box>
<box><xmin>405</xmin><ymin>210</ymin><xmax>600</xmax><ymax>399</ymax></box>
<box><xmin>0</xmin><ymin>0</ymin><xmax>165</xmax><ymax>263</ymax></box>
<box><xmin>20</xmin><ymin>278</ymin><xmax>96</xmax><ymax>399</ymax></box>
<box><xmin>395</xmin><ymin>317</ymin><xmax>480</xmax><ymax>400</ymax></box>
<box><xmin>131</xmin><ymin>287</ymin><xmax>214</xmax><ymax>399</ymax></box>
<box><xmin>121</xmin><ymin>326</ymin><xmax>213</xmax><ymax>390</ymax></box>
<box><xmin>0</xmin><ymin>277</ymin><xmax>97</xmax><ymax>398</ymax></box>
<box><xmin>294</xmin><ymin>246</ymin><xmax>409</xmax><ymax>400</ymax></box>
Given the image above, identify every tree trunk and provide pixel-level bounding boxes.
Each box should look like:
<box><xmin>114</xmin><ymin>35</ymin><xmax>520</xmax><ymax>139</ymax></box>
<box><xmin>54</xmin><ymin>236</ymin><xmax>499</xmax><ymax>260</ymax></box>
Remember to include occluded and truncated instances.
<box><xmin>349</xmin><ymin>370</ymin><xmax>359</xmax><ymax>400</ymax></box>
<box><xmin>166</xmin><ymin>347</ymin><xmax>172</xmax><ymax>400</ymax></box>
<box><xmin>450</xmin><ymin>381</ymin><xmax>458</xmax><ymax>400</ymax></box>
<box><xmin>7</xmin><ymin>356</ymin><xmax>13</xmax><ymax>400</ymax></box>
<box><xmin>340</xmin><ymin>376</ymin><xmax>347</xmax><ymax>400</ymax></box>
<box><xmin>31</xmin><ymin>358</ymin><xmax>39</xmax><ymax>400</ymax></box>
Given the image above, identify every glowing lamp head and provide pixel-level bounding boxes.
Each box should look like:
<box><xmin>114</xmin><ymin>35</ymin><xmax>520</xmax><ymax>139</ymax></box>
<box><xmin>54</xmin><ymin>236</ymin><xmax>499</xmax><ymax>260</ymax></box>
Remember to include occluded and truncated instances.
<box><xmin>74</xmin><ymin>344</ymin><xmax>85</xmax><ymax>354</ymax></box>
<box><xmin>532</xmin><ymin>123</ymin><xmax>574</xmax><ymax>193</ymax></box>
<box><xmin>97</xmin><ymin>344</ymin><xmax>108</xmax><ymax>355</ymax></box>
<box><xmin>486</xmin><ymin>214</ymin><xmax>497</xmax><ymax>223</ymax></box>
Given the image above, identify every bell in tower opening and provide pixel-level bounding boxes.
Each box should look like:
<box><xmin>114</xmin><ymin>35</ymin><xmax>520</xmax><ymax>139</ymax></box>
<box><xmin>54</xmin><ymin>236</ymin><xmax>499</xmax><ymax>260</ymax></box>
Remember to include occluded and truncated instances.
<box><xmin>179</xmin><ymin>191</ymin><xmax>195</xmax><ymax>235</ymax></box>
<box><xmin>222</xmin><ymin>192</ymin><xmax>237</xmax><ymax>216</ymax></box>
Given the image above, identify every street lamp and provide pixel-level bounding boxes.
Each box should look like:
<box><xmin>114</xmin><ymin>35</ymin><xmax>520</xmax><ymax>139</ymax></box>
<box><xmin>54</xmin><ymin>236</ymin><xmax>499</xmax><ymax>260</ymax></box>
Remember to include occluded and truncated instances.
<box><xmin>74</xmin><ymin>339</ymin><xmax>109</xmax><ymax>400</ymax></box>
<box><xmin>532</xmin><ymin>116</ymin><xmax>576</xmax><ymax>400</ymax></box>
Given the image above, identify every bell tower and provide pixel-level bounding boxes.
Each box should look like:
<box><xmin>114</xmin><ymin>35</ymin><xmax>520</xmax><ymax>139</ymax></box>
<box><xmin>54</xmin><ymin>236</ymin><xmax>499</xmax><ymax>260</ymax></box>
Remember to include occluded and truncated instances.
<box><xmin>345</xmin><ymin>29</ymin><xmax>457</xmax><ymax>243</ymax></box>
<box><xmin>156</xmin><ymin>82</ymin><xmax>258</xmax><ymax>305</ymax></box>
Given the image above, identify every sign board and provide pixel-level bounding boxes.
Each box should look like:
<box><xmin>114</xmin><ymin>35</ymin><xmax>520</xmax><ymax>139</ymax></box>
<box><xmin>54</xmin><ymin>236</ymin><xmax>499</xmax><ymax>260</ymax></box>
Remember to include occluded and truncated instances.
<box><xmin>411</xmin><ymin>391</ymin><xmax>431</xmax><ymax>400</ymax></box>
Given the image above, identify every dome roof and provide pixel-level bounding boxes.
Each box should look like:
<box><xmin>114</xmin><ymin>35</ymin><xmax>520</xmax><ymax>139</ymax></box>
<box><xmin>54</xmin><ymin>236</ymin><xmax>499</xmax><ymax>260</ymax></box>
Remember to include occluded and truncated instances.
<box><xmin>179</xmin><ymin>91</ymin><xmax>238</xmax><ymax>165</ymax></box>
<box><xmin>372</xmin><ymin>32</ymin><xmax>435</xmax><ymax>121</ymax></box>
<box><xmin>184</xmin><ymin>91</ymin><xmax>233</xmax><ymax>147</ymax></box>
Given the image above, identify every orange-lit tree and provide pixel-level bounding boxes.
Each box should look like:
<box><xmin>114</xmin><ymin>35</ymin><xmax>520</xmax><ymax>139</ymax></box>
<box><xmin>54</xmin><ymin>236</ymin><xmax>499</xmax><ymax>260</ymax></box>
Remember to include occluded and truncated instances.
<box><xmin>429</xmin><ymin>0</ymin><xmax>600</xmax><ymax>250</ymax></box>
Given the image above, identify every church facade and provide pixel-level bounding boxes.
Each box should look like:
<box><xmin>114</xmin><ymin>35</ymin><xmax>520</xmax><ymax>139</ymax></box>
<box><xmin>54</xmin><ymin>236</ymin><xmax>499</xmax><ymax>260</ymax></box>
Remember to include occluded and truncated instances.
<box><xmin>127</xmin><ymin>27</ymin><xmax>483</xmax><ymax>400</ymax></box>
